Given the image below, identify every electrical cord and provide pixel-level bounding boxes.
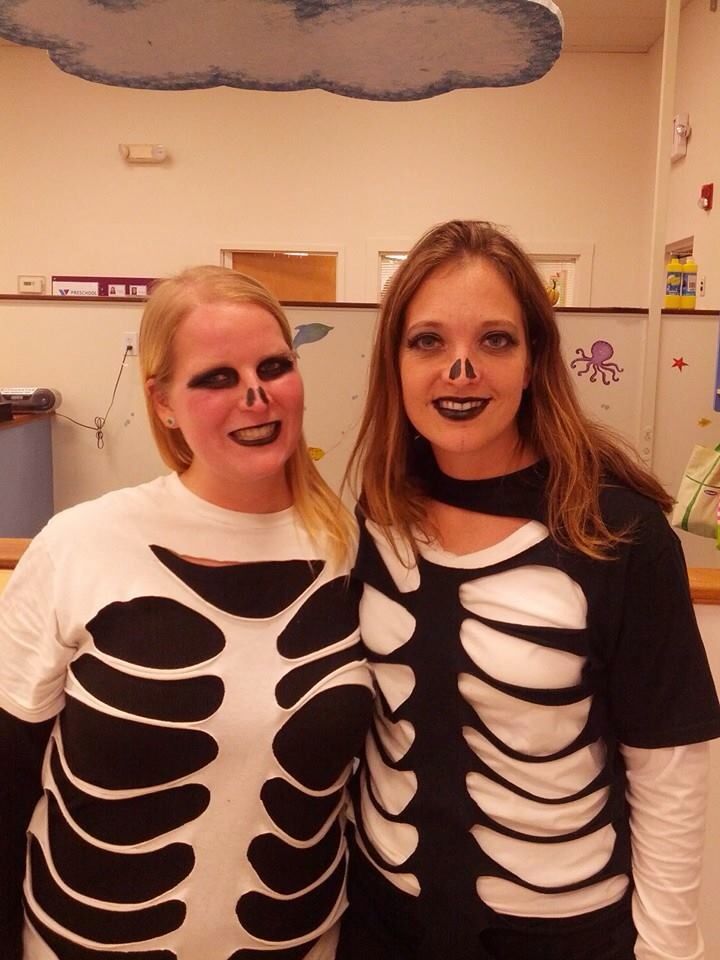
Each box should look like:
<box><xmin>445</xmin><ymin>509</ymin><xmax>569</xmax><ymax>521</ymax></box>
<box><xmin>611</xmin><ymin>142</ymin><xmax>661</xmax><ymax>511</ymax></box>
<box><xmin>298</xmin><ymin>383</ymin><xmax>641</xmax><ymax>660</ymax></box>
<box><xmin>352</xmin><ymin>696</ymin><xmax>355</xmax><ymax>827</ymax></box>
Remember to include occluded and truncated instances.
<box><xmin>56</xmin><ymin>346</ymin><xmax>131</xmax><ymax>449</ymax></box>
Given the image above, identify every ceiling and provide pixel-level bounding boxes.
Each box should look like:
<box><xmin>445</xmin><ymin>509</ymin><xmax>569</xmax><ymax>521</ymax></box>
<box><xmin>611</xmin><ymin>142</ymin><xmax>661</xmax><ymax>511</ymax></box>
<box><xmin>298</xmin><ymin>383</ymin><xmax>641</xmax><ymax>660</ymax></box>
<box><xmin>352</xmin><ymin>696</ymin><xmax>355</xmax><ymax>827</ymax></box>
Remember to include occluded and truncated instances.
<box><xmin>560</xmin><ymin>0</ymin><xmax>692</xmax><ymax>54</ymax></box>
<box><xmin>0</xmin><ymin>1</ymin><xmax>692</xmax><ymax>59</ymax></box>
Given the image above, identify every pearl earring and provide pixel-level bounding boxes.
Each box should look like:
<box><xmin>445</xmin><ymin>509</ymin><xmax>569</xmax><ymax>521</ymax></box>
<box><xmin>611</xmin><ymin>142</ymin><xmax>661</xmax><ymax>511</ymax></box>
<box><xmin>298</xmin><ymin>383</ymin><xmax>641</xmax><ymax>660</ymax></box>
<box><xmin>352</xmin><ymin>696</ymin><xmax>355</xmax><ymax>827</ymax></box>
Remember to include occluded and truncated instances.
<box><xmin>166</xmin><ymin>416</ymin><xmax>175</xmax><ymax>427</ymax></box>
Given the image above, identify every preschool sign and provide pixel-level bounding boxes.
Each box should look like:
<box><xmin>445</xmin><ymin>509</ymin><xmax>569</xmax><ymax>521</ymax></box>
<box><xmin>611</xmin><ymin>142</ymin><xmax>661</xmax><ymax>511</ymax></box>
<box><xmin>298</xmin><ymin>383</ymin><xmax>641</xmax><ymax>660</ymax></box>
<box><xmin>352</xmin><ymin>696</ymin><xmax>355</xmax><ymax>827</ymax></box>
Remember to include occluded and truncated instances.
<box><xmin>51</xmin><ymin>276</ymin><xmax>156</xmax><ymax>297</ymax></box>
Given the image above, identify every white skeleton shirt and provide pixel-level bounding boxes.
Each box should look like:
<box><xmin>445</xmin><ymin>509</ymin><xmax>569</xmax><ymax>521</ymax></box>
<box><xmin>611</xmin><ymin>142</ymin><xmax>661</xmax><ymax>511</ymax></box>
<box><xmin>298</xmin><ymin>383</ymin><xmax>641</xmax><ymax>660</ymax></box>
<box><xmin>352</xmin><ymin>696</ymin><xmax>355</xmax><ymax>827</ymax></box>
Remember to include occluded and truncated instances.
<box><xmin>0</xmin><ymin>473</ymin><xmax>373</xmax><ymax>959</ymax></box>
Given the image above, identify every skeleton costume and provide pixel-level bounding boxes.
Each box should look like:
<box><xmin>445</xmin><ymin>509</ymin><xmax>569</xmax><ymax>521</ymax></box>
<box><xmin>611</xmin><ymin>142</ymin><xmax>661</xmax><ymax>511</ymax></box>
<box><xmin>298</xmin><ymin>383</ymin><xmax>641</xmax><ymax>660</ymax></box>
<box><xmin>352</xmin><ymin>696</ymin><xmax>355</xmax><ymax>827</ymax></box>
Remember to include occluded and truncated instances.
<box><xmin>339</xmin><ymin>449</ymin><xmax>720</xmax><ymax>960</ymax></box>
<box><xmin>0</xmin><ymin>473</ymin><xmax>374</xmax><ymax>960</ymax></box>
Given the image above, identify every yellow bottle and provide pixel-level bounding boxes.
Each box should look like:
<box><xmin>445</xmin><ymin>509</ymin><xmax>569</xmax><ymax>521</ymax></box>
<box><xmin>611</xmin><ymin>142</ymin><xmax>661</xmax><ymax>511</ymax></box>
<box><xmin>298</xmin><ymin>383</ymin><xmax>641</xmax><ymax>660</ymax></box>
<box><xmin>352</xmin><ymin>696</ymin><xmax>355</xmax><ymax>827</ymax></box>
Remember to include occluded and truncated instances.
<box><xmin>664</xmin><ymin>256</ymin><xmax>682</xmax><ymax>309</ymax></box>
<box><xmin>680</xmin><ymin>257</ymin><xmax>698</xmax><ymax>310</ymax></box>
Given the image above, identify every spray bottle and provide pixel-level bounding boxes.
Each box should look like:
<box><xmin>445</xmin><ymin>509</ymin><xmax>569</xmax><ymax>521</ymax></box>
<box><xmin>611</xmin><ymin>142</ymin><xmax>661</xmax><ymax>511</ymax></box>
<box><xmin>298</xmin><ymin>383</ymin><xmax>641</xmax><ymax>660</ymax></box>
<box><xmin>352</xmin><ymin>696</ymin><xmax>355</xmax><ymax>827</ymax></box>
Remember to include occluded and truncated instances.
<box><xmin>664</xmin><ymin>256</ymin><xmax>682</xmax><ymax>309</ymax></box>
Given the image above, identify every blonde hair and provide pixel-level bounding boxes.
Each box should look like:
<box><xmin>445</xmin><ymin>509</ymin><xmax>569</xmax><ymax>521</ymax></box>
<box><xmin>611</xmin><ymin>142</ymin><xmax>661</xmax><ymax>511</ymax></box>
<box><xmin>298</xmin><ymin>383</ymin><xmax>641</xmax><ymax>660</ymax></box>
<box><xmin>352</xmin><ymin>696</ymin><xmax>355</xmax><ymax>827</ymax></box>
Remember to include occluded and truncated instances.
<box><xmin>346</xmin><ymin>221</ymin><xmax>672</xmax><ymax>560</ymax></box>
<box><xmin>140</xmin><ymin>265</ymin><xmax>355</xmax><ymax>564</ymax></box>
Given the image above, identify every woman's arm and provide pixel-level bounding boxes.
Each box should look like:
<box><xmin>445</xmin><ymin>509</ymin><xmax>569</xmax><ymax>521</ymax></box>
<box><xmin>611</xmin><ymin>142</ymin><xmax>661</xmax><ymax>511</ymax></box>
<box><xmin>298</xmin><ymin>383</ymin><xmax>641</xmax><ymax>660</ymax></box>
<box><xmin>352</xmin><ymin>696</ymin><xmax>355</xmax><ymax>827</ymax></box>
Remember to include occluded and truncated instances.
<box><xmin>622</xmin><ymin>742</ymin><xmax>709</xmax><ymax>960</ymax></box>
<box><xmin>0</xmin><ymin>709</ymin><xmax>54</xmax><ymax>958</ymax></box>
<box><xmin>0</xmin><ymin>535</ymin><xmax>71</xmax><ymax>957</ymax></box>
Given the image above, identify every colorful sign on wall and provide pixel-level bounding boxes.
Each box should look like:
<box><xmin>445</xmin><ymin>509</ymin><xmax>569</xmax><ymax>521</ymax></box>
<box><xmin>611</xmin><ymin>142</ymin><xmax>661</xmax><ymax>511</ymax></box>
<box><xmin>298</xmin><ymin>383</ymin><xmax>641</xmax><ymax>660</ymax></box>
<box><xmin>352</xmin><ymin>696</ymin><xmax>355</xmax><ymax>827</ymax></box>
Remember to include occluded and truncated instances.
<box><xmin>51</xmin><ymin>276</ymin><xmax>156</xmax><ymax>297</ymax></box>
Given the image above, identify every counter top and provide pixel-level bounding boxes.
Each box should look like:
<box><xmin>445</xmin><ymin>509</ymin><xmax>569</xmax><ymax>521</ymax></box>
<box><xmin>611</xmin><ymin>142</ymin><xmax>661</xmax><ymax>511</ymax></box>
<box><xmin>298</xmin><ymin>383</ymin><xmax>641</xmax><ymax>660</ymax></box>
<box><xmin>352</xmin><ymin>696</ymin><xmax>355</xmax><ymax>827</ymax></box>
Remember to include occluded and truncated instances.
<box><xmin>0</xmin><ymin>538</ymin><xmax>31</xmax><ymax>568</ymax></box>
<box><xmin>688</xmin><ymin>568</ymin><xmax>720</xmax><ymax>605</ymax></box>
<box><xmin>3</xmin><ymin>540</ymin><xmax>719</xmax><ymax>603</ymax></box>
<box><xmin>0</xmin><ymin>412</ymin><xmax>53</xmax><ymax>432</ymax></box>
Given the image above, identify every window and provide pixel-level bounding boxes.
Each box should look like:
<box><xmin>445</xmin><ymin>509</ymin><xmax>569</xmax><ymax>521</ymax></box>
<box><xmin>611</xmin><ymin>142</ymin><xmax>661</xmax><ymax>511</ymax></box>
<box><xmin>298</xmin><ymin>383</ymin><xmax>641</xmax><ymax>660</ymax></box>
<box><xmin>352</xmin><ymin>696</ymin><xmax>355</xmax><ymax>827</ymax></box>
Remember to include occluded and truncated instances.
<box><xmin>378</xmin><ymin>252</ymin><xmax>407</xmax><ymax>296</ymax></box>
<box><xmin>665</xmin><ymin>237</ymin><xmax>694</xmax><ymax>262</ymax></box>
<box><xmin>221</xmin><ymin>248</ymin><xmax>340</xmax><ymax>302</ymax></box>
<box><xmin>531</xmin><ymin>256</ymin><xmax>578</xmax><ymax>307</ymax></box>
<box><xmin>376</xmin><ymin>250</ymin><xmax>585</xmax><ymax>306</ymax></box>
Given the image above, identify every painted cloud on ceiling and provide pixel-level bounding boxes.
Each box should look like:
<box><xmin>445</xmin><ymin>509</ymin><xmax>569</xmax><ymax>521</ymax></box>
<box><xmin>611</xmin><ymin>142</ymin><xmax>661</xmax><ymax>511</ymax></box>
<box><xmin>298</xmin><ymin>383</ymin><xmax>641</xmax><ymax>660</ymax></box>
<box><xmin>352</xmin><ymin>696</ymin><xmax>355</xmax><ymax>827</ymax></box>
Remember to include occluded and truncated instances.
<box><xmin>0</xmin><ymin>0</ymin><xmax>563</xmax><ymax>101</ymax></box>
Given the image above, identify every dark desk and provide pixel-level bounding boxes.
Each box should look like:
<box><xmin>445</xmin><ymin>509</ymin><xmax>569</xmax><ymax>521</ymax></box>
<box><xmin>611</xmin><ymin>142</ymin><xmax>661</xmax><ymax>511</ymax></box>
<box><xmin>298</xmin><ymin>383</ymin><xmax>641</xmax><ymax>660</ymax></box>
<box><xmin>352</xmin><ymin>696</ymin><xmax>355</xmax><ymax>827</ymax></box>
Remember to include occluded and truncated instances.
<box><xmin>0</xmin><ymin>413</ymin><xmax>54</xmax><ymax>536</ymax></box>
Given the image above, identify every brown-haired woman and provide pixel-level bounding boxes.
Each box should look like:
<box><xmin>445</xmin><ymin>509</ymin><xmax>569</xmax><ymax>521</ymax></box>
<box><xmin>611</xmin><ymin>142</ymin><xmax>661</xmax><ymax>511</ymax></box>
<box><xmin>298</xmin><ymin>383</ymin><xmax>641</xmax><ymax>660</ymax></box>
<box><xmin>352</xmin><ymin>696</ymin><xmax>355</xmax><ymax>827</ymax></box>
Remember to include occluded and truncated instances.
<box><xmin>337</xmin><ymin>221</ymin><xmax>720</xmax><ymax>960</ymax></box>
<box><xmin>0</xmin><ymin>266</ymin><xmax>373</xmax><ymax>959</ymax></box>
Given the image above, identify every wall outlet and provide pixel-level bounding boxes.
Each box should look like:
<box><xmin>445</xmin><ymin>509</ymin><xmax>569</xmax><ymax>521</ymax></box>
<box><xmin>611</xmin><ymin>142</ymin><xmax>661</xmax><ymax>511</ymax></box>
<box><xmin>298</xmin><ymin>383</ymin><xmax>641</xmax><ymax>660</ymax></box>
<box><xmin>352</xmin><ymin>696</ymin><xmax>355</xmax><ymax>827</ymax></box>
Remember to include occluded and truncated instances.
<box><xmin>698</xmin><ymin>276</ymin><xmax>706</xmax><ymax>297</ymax></box>
<box><xmin>123</xmin><ymin>332</ymin><xmax>139</xmax><ymax>356</ymax></box>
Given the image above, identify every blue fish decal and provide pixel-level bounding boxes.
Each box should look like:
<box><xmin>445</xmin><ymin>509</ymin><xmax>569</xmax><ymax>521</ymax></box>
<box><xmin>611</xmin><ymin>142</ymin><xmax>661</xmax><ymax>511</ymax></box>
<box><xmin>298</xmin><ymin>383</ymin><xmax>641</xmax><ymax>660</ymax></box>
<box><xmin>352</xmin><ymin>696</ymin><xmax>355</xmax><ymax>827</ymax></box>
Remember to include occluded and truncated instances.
<box><xmin>293</xmin><ymin>323</ymin><xmax>333</xmax><ymax>349</ymax></box>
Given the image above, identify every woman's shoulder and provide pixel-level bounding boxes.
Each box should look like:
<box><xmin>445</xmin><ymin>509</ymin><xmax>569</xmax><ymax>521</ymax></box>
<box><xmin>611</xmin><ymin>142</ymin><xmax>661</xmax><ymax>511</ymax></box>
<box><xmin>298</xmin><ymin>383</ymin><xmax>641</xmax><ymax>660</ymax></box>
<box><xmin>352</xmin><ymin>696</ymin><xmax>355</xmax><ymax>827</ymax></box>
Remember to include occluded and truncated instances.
<box><xmin>599</xmin><ymin>481</ymin><xmax>674</xmax><ymax>548</ymax></box>
<box><xmin>599</xmin><ymin>481</ymin><xmax>664</xmax><ymax>517</ymax></box>
<box><xmin>41</xmin><ymin>474</ymin><xmax>174</xmax><ymax>539</ymax></box>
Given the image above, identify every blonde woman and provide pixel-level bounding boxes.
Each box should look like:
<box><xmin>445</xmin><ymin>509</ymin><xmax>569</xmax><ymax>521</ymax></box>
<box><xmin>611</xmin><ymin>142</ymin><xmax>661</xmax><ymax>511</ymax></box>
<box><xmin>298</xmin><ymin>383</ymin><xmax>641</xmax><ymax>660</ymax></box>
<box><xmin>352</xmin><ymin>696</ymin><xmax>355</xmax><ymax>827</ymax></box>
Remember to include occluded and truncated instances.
<box><xmin>0</xmin><ymin>266</ymin><xmax>373</xmax><ymax>959</ymax></box>
<box><xmin>338</xmin><ymin>221</ymin><xmax>720</xmax><ymax>960</ymax></box>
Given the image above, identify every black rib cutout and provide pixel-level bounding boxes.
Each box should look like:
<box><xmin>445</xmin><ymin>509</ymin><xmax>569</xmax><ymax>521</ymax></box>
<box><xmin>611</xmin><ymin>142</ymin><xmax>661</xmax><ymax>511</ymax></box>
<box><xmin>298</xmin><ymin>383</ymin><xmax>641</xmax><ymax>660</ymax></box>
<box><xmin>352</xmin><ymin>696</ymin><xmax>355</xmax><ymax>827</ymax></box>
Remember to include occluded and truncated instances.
<box><xmin>247</xmin><ymin>821</ymin><xmax>341</xmax><ymax>894</ymax></box>
<box><xmin>151</xmin><ymin>547</ymin><xmax>325</xmax><ymax>617</ymax></box>
<box><xmin>61</xmin><ymin>698</ymin><xmax>218</xmax><ymax>789</ymax></box>
<box><xmin>272</xmin><ymin>686</ymin><xmax>373</xmax><ymax>790</ymax></box>
<box><xmin>49</xmin><ymin>741</ymin><xmax>210</xmax><ymax>845</ymax></box>
<box><xmin>275</xmin><ymin>643</ymin><xmax>365</xmax><ymax>708</ymax></box>
<box><xmin>88</xmin><ymin>597</ymin><xmax>225</xmax><ymax>667</ymax></box>
<box><xmin>25</xmin><ymin>903</ymin><xmax>177</xmax><ymax>960</ymax></box>
<box><xmin>260</xmin><ymin>779</ymin><xmax>343</xmax><ymax>841</ymax></box>
<box><xmin>71</xmin><ymin>654</ymin><xmax>224</xmax><ymax>722</ymax></box>
<box><xmin>45</xmin><ymin>791</ymin><xmax>194</xmax><ymax>902</ymax></box>
<box><xmin>29</xmin><ymin>837</ymin><xmax>186</xmax><ymax>944</ymax></box>
<box><xmin>236</xmin><ymin>857</ymin><xmax>344</xmax><ymax>941</ymax></box>
<box><xmin>228</xmin><ymin>938</ymin><xmax>318</xmax><ymax>959</ymax></box>
<box><xmin>276</xmin><ymin>577</ymin><xmax>361</xmax><ymax>658</ymax></box>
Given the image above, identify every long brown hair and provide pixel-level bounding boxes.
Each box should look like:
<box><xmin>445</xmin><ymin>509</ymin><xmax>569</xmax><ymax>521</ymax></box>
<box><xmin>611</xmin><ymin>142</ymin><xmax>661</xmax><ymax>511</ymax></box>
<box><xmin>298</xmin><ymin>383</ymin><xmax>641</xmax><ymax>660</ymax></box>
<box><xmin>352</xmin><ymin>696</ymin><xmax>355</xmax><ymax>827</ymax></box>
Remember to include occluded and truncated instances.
<box><xmin>346</xmin><ymin>220</ymin><xmax>672</xmax><ymax>559</ymax></box>
<box><xmin>140</xmin><ymin>265</ymin><xmax>355</xmax><ymax>565</ymax></box>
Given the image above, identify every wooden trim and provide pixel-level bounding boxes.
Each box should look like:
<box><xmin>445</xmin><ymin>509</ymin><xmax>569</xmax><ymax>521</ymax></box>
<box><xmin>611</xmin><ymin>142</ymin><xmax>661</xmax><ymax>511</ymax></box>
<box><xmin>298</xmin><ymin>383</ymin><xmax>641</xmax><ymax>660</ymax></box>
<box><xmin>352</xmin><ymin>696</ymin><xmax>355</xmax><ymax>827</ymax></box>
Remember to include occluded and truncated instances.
<box><xmin>0</xmin><ymin>537</ymin><xmax>717</xmax><ymax>606</ymax></box>
<box><xmin>688</xmin><ymin>568</ymin><xmax>720</xmax><ymax>606</ymax></box>
<box><xmin>0</xmin><ymin>294</ymin><xmax>380</xmax><ymax>308</ymax></box>
<box><xmin>554</xmin><ymin>307</ymin><xmax>719</xmax><ymax>316</ymax></box>
<box><xmin>0</xmin><ymin>294</ymin><xmax>147</xmax><ymax>303</ymax></box>
<box><xmin>1</xmin><ymin>294</ymin><xmax>717</xmax><ymax>317</ymax></box>
<box><xmin>0</xmin><ymin>538</ymin><xmax>31</xmax><ymax>569</ymax></box>
<box><xmin>281</xmin><ymin>301</ymin><xmax>378</xmax><ymax>309</ymax></box>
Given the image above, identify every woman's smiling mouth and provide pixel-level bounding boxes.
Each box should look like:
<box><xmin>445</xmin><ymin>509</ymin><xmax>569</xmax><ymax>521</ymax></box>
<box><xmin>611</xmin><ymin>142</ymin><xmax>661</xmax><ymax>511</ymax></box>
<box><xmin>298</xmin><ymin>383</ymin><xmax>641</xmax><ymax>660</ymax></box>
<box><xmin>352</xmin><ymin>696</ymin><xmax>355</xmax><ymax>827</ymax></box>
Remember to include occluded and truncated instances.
<box><xmin>433</xmin><ymin>397</ymin><xmax>490</xmax><ymax>420</ymax></box>
<box><xmin>229</xmin><ymin>421</ymin><xmax>281</xmax><ymax>446</ymax></box>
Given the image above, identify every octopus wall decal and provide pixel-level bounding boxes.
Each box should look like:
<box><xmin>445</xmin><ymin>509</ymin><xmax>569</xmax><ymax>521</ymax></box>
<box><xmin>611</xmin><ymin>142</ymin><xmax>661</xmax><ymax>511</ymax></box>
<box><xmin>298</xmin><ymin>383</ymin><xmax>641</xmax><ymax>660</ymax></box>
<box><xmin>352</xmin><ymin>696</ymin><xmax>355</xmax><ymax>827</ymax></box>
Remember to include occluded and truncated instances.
<box><xmin>570</xmin><ymin>340</ymin><xmax>624</xmax><ymax>385</ymax></box>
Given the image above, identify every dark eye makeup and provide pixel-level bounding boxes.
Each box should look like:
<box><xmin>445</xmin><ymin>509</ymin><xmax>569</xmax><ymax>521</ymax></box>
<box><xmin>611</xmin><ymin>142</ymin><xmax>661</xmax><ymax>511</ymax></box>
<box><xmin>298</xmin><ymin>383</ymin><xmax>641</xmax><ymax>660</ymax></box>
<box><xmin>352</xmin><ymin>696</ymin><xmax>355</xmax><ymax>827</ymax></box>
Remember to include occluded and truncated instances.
<box><xmin>187</xmin><ymin>367</ymin><xmax>238</xmax><ymax>389</ymax></box>
<box><xmin>186</xmin><ymin>354</ymin><xmax>296</xmax><ymax>389</ymax></box>
<box><xmin>257</xmin><ymin>355</ymin><xmax>295</xmax><ymax>381</ymax></box>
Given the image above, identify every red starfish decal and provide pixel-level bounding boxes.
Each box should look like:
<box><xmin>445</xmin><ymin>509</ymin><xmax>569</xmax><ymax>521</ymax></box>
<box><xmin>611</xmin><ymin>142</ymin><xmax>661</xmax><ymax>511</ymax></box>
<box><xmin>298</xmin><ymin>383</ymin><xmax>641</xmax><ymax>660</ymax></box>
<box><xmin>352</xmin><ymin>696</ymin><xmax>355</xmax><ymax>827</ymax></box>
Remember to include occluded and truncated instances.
<box><xmin>672</xmin><ymin>357</ymin><xmax>688</xmax><ymax>371</ymax></box>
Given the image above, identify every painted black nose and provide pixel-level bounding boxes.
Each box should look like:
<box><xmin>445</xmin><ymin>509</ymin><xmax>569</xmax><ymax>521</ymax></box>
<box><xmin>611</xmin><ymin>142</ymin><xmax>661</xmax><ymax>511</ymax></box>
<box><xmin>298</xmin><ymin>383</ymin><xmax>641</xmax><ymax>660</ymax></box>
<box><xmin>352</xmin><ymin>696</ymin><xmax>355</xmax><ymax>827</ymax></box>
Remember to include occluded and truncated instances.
<box><xmin>449</xmin><ymin>358</ymin><xmax>477</xmax><ymax>380</ymax></box>
<box><xmin>245</xmin><ymin>386</ymin><xmax>269</xmax><ymax>407</ymax></box>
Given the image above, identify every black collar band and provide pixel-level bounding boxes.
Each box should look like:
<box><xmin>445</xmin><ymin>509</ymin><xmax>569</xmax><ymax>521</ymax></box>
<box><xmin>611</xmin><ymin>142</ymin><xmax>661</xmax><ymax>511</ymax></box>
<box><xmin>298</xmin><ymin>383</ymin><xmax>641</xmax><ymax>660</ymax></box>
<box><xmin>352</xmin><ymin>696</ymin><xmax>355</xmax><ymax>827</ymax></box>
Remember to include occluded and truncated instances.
<box><xmin>413</xmin><ymin>442</ymin><xmax>549</xmax><ymax>522</ymax></box>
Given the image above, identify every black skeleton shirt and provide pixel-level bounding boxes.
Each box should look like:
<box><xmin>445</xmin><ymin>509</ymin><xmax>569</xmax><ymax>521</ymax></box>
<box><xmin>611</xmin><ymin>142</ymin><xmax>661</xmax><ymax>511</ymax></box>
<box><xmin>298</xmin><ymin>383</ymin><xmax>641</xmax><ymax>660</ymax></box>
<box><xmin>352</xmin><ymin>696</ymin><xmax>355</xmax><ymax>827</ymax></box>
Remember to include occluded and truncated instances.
<box><xmin>349</xmin><ymin>461</ymin><xmax>720</xmax><ymax>956</ymax></box>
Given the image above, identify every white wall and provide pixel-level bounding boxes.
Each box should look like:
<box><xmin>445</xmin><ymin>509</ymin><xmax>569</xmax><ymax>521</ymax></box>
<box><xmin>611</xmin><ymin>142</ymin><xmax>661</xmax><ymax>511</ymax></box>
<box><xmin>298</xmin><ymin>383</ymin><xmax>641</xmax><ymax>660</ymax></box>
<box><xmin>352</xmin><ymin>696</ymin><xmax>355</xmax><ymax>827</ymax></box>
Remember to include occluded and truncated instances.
<box><xmin>1</xmin><ymin>45</ymin><xmax>658</xmax><ymax>305</ymax></box>
<box><xmin>2</xmin><ymin>299</ymin><xmax>718</xmax><ymax>569</ymax></box>
<box><xmin>667</xmin><ymin>0</ymin><xmax>720</xmax><ymax>308</ymax></box>
<box><xmin>696</xmin><ymin>604</ymin><xmax>720</xmax><ymax>949</ymax></box>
